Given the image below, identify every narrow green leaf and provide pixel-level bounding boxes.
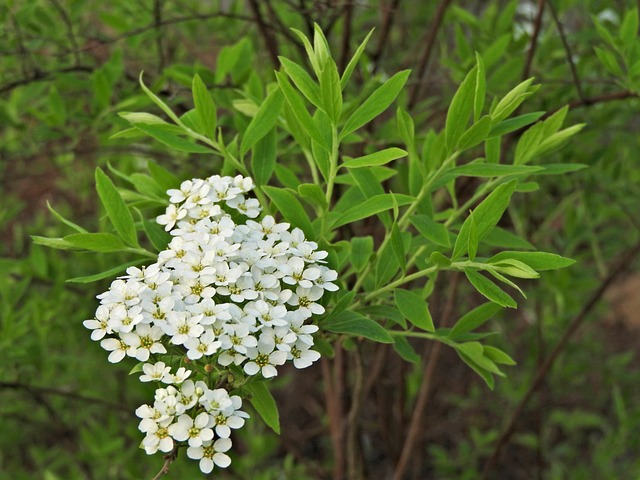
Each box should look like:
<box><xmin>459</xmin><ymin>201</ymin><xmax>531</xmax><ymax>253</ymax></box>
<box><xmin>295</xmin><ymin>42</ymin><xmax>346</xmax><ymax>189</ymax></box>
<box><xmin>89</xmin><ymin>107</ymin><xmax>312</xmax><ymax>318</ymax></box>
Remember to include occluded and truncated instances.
<box><xmin>489</xmin><ymin>111</ymin><xmax>545</xmax><ymax>137</ymax></box>
<box><xmin>474</xmin><ymin>53</ymin><xmax>486</xmax><ymax>122</ymax></box>
<box><xmin>488</xmin><ymin>251</ymin><xmax>576</xmax><ymax>271</ymax></box>
<box><xmin>46</xmin><ymin>201</ymin><xmax>88</xmax><ymax>233</ymax></box>
<box><xmin>276</xmin><ymin>72</ymin><xmax>327</xmax><ymax>148</ymax></box>
<box><xmin>133</xmin><ymin>123</ymin><xmax>213</xmax><ymax>153</ymax></box>
<box><xmin>95</xmin><ymin>168</ymin><xmax>139</xmax><ymax>247</ymax></box>
<box><xmin>251</xmin><ymin>127</ymin><xmax>277</xmax><ymax>186</ymax></box>
<box><xmin>192</xmin><ymin>74</ymin><xmax>217</xmax><ymax>140</ymax></box>
<box><xmin>330</xmin><ymin>193</ymin><xmax>415</xmax><ymax>229</ymax></box>
<box><xmin>67</xmin><ymin>259</ymin><xmax>147</xmax><ymax>283</ymax></box>
<box><xmin>393</xmin><ymin>336</ymin><xmax>421</xmax><ymax>364</ymax></box>
<box><xmin>620</xmin><ymin>8</ymin><xmax>639</xmax><ymax>44</ymax></box>
<box><xmin>457</xmin><ymin>350</ymin><xmax>495</xmax><ymax>389</ymax></box>
<box><xmin>64</xmin><ymin>233</ymin><xmax>128</xmax><ymax>253</ymax></box>
<box><xmin>138</xmin><ymin>210</ymin><xmax>171</xmax><ymax>252</ymax></box>
<box><xmin>31</xmin><ymin>236</ymin><xmax>77</xmax><ymax>251</ymax></box>
<box><xmin>340</xmin><ymin>70</ymin><xmax>411</xmax><ymax>139</ymax></box>
<box><xmin>263</xmin><ymin>186</ymin><xmax>314</xmax><ymax>239</ymax></box>
<box><xmin>390</xmin><ymin>222</ymin><xmax>406</xmax><ymax>273</ymax></box>
<box><xmin>342</xmin><ymin>148</ymin><xmax>407</xmax><ymax>169</ymax></box>
<box><xmin>148</xmin><ymin>161</ymin><xmax>179</xmax><ymax>191</ymax></box>
<box><xmin>279</xmin><ymin>56</ymin><xmax>322</xmax><ymax>107</ymax></box>
<box><xmin>320</xmin><ymin>58</ymin><xmax>342</xmax><ymax>122</ymax></box>
<box><xmin>298</xmin><ymin>183</ymin><xmax>328</xmax><ymax>209</ymax></box>
<box><xmin>449</xmin><ymin>302</ymin><xmax>503</xmax><ymax>338</ymax></box>
<box><xmin>351</xmin><ymin>236</ymin><xmax>374</xmax><ymax>272</ymax></box>
<box><xmin>410</xmin><ymin>215</ymin><xmax>450</xmax><ymax>247</ymax></box>
<box><xmin>240</xmin><ymin>88</ymin><xmax>284</xmax><ymax>157</ymax></box>
<box><xmin>445</xmin><ymin>67</ymin><xmax>477</xmax><ymax>151</ymax></box>
<box><xmin>246</xmin><ymin>382</ymin><xmax>280</xmax><ymax>434</ymax></box>
<box><xmin>394</xmin><ymin>289</ymin><xmax>434</xmax><ymax>332</ymax></box>
<box><xmin>457</xmin><ymin>115</ymin><xmax>492</xmax><ymax>150</ymax></box>
<box><xmin>323</xmin><ymin>311</ymin><xmax>394</xmax><ymax>343</ymax></box>
<box><xmin>138</xmin><ymin>72</ymin><xmax>183</xmax><ymax>126</ymax></box>
<box><xmin>290</xmin><ymin>28</ymin><xmax>320</xmax><ymax>76</ymax></box>
<box><xmin>341</xmin><ymin>29</ymin><xmax>374</xmax><ymax>89</ymax></box>
<box><xmin>445</xmin><ymin>163</ymin><xmax>543</xmax><ymax>178</ymax></box>
<box><xmin>465</xmin><ymin>269</ymin><xmax>517</xmax><ymax>308</ymax></box>
<box><xmin>483</xmin><ymin>345</ymin><xmax>517</xmax><ymax>366</ymax></box>
<box><xmin>468</xmin><ymin>213</ymin><xmax>478</xmax><ymax>261</ymax></box>
<box><xmin>483</xmin><ymin>227</ymin><xmax>535</xmax><ymax>250</ymax></box>
<box><xmin>491</xmin><ymin>78</ymin><xmax>537</xmax><ymax>123</ymax></box>
<box><xmin>452</xmin><ymin>180</ymin><xmax>517</xmax><ymax>260</ymax></box>
<box><xmin>457</xmin><ymin>342</ymin><xmax>505</xmax><ymax>376</ymax></box>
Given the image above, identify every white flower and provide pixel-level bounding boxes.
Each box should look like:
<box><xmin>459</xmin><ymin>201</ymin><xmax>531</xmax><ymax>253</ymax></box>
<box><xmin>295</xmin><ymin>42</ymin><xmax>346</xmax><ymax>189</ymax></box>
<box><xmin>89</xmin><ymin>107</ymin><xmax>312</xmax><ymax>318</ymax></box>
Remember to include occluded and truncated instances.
<box><xmin>100</xmin><ymin>337</ymin><xmax>133</xmax><ymax>363</ymax></box>
<box><xmin>122</xmin><ymin>324</ymin><xmax>166</xmax><ymax>361</ymax></box>
<box><xmin>288</xmin><ymin>286</ymin><xmax>326</xmax><ymax>315</ymax></box>
<box><xmin>83</xmin><ymin>305</ymin><xmax>111</xmax><ymax>340</ymax></box>
<box><xmin>184</xmin><ymin>328</ymin><xmax>221</xmax><ymax>360</ymax></box>
<box><xmin>290</xmin><ymin>342</ymin><xmax>321</xmax><ymax>369</ymax></box>
<box><xmin>281</xmin><ymin>257</ymin><xmax>321</xmax><ymax>288</ymax></box>
<box><xmin>162</xmin><ymin>367</ymin><xmax>192</xmax><ymax>385</ymax></box>
<box><xmin>140</xmin><ymin>362</ymin><xmax>171</xmax><ymax>382</ymax></box>
<box><xmin>162</xmin><ymin>311</ymin><xmax>204</xmax><ymax>345</ymax></box>
<box><xmin>243</xmin><ymin>336</ymin><xmax>287</xmax><ymax>378</ymax></box>
<box><xmin>199</xmin><ymin>388</ymin><xmax>233</xmax><ymax>413</ymax></box>
<box><xmin>168</xmin><ymin>412</ymin><xmax>214</xmax><ymax>447</ymax></box>
<box><xmin>187</xmin><ymin>437</ymin><xmax>232</xmax><ymax>473</ymax></box>
<box><xmin>210</xmin><ymin>394</ymin><xmax>249</xmax><ymax>438</ymax></box>
<box><xmin>141</xmin><ymin>416</ymin><xmax>174</xmax><ymax>454</ymax></box>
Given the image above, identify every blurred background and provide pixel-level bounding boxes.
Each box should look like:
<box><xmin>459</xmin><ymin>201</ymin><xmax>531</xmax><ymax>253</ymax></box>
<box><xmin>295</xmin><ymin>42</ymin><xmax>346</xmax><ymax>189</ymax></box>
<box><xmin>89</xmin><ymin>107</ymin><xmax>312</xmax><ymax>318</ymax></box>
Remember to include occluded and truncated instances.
<box><xmin>1</xmin><ymin>0</ymin><xmax>640</xmax><ymax>478</ymax></box>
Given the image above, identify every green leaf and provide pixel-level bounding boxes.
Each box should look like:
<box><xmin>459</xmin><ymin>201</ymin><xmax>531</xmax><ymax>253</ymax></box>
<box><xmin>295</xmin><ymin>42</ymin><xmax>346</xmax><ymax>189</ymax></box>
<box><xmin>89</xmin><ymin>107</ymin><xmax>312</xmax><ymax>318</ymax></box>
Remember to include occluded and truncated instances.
<box><xmin>488</xmin><ymin>251</ymin><xmax>576</xmax><ymax>271</ymax></box>
<box><xmin>351</xmin><ymin>236</ymin><xmax>374</xmax><ymax>272</ymax></box>
<box><xmin>620</xmin><ymin>8</ymin><xmax>638</xmax><ymax>44</ymax></box>
<box><xmin>390</xmin><ymin>222</ymin><xmax>406</xmax><ymax>273</ymax></box>
<box><xmin>251</xmin><ymin>127</ymin><xmax>277</xmax><ymax>186</ymax></box>
<box><xmin>276</xmin><ymin>72</ymin><xmax>328</xmax><ymax>149</ymax></box>
<box><xmin>474</xmin><ymin>53</ymin><xmax>486</xmax><ymax>122</ymax></box>
<box><xmin>192</xmin><ymin>74</ymin><xmax>217</xmax><ymax>140</ymax></box>
<box><xmin>449</xmin><ymin>302</ymin><xmax>503</xmax><ymax>338</ymax></box>
<box><xmin>491</xmin><ymin>78</ymin><xmax>537</xmax><ymax>123</ymax></box>
<box><xmin>46</xmin><ymin>201</ymin><xmax>88</xmax><ymax>233</ymax></box>
<box><xmin>465</xmin><ymin>269</ymin><xmax>517</xmax><ymax>308</ymax></box>
<box><xmin>341</xmin><ymin>29</ymin><xmax>374</xmax><ymax>89</ymax></box>
<box><xmin>445</xmin><ymin>66</ymin><xmax>477</xmax><ymax>151</ymax></box>
<box><xmin>31</xmin><ymin>236</ymin><xmax>77</xmax><ymax>251</ymax></box>
<box><xmin>452</xmin><ymin>180</ymin><xmax>517</xmax><ymax>260</ymax></box>
<box><xmin>246</xmin><ymin>382</ymin><xmax>280</xmax><ymax>434</ymax></box>
<box><xmin>323</xmin><ymin>311</ymin><xmax>394</xmax><ymax>343</ymax></box>
<box><xmin>483</xmin><ymin>345</ymin><xmax>516</xmax><ymax>366</ymax></box>
<box><xmin>320</xmin><ymin>58</ymin><xmax>342</xmax><ymax>122</ymax></box>
<box><xmin>133</xmin><ymin>123</ymin><xmax>213</xmax><ymax>153</ymax></box>
<box><xmin>147</xmin><ymin>161</ymin><xmax>179</xmax><ymax>191</ymax></box>
<box><xmin>298</xmin><ymin>183</ymin><xmax>328</xmax><ymax>210</ymax></box>
<box><xmin>64</xmin><ymin>233</ymin><xmax>128</xmax><ymax>253</ymax></box>
<box><xmin>67</xmin><ymin>259</ymin><xmax>147</xmax><ymax>283</ymax></box>
<box><xmin>138</xmin><ymin>72</ymin><xmax>183</xmax><ymax>126</ymax></box>
<box><xmin>342</xmin><ymin>148</ymin><xmax>407</xmax><ymax>169</ymax></box>
<box><xmin>467</xmin><ymin>212</ymin><xmax>478</xmax><ymax>261</ymax></box>
<box><xmin>445</xmin><ymin>163</ymin><xmax>543</xmax><ymax>178</ymax></box>
<box><xmin>263</xmin><ymin>186</ymin><xmax>314</xmax><ymax>239</ymax></box>
<box><xmin>456</xmin><ymin>342</ymin><xmax>505</xmax><ymax>376</ymax></box>
<box><xmin>484</xmin><ymin>227</ymin><xmax>535</xmax><ymax>250</ymax></box>
<box><xmin>340</xmin><ymin>70</ymin><xmax>411</xmax><ymax>139</ymax></box>
<box><xmin>594</xmin><ymin>47</ymin><xmax>623</xmax><ymax>76</ymax></box>
<box><xmin>291</xmin><ymin>28</ymin><xmax>320</xmax><ymax>76</ymax></box>
<box><xmin>95</xmin><ymin>168</ymin><xmax>139</xmax><ymax>247</ymax></box>
<box><xmin>457</xmin><ymin>349</ymin><xmax>495</xmax><ymax>390</ymax></box>
<box><xmin>279</xmin><ymin>56</ymin><xmax>322</xmax><ymax>107</ymax></box>
<box><xmin>537</xmin><ymin>163</ymin><xmax>588</xmax><ymax>175</ymax></box>
<box><xmin>394</xmin><ymin>289</ymin><xmax>434</xmax><ymax>332</ymax></box>
<box><xmin>240</xmin><ymin>88</ymin><xmax>284</xmax><ymax>157</ymax></box>
<box><xmin>323</xmin><ymin>290</ymin><xmax>356</xmax><ymax>322</ymax></box>
<box><xmin>489</xmin><ymin>111</ymin><xmax>545</xmax><ymax>137</ymax></box>
<box><xmin>457</xmin><ymin>115</ymin><xmax>492</xmax><ymax>150</ymax></box>
<box><xmin>330</xmin><ymin>193</ymin><xmax>415</xmax><ymax>229</ymax></box>
<box><xmin>393</xmin><ymin>336</ymin><xmax>421</xmax><ymax>364</ymax></box>
<box><xmin>489</xmin><ymin>258</ymin><xmax>540</xmax><ymax>278</ymax></box>
<box><xmin>410</xmin><ymin>215</ymin><xmax>450</xmax><ymax>247</ymax></box>
<box><xmin>139</xmin><ymin>213</ymin><xmax>171</xmax><ymax>252</ymax></box>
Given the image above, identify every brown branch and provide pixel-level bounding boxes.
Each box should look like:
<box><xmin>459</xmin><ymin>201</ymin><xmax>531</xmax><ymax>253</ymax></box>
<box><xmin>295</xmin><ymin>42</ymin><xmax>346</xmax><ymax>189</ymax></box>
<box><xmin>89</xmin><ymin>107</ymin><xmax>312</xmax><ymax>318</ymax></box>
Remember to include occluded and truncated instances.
<box><xmin>339</xmin><ymin>0</ymin><xmax>354</xmax><ymax>72</ymax></box>
<box><xmin>153</xmin><ymin>0</ymin><xmax>166</xmax><ymax>72</ymax></box>
<box><xmin>0</xmin><ymin>381</ymin><xmax>132</xmax><ymax>414</ymax></box>
<box><xmin>346</xmin><ymin>345</ymin><xmax>364</xmax><ymax>480</ymax></box>
<box><xmin>0</xmin><ymin>65</ymin><xmax>93</xmax><ymax>94</ymax></box>
<box><xmin>322</xmin><ymin>344</ymin><xmax>345</xmax><ymax>480</ymax></box>
<box><xmin>481</xmin><ymin>238</ymin><xmax>640</xmax><ymax>478</ymax></box>
<box><xmin>150</xmin><ymin>447</ymin><xmax>179</xmax><ymax>480</ymax></box>
<box><xmin>408</xmin><ymin>0</ymin><xmax>452</xmax><ymax>109</ymax></box>
<box><xmin>49</xmin><ymin>0</ymin><xmax>81</xmax><ymax>66</ymax></box>
<box><xmin>247</xmin><ymin>0</ymin><xmax>280</xmax><ymax>69</ymax></box>
<box><xmin>392</xmin><ymin>273</ymin><xmax>461</xmax><ymax>480</ymax></box>
<box><xmin>547</xmin><ymin>0</ymin><xmax>583</xmax><ymax>100</ymax></box>
<box><xmin>540</xmin><ymin>90</ymin><xmax>638</xmax><ymax>120</ymax></box>
<box><xmin>371</xmin><ymin>0</ymin><xmax>402</xmax><ymax>74</ymax></box>
<box><xmin>263</xmin><ymin>0</ymin><xmax>307</xmax><ymax>58</ymax></box>
<box><xmin>522</xmin><ymin>0</ymin><xmax>546</xmax><ymax>80</ymax></box>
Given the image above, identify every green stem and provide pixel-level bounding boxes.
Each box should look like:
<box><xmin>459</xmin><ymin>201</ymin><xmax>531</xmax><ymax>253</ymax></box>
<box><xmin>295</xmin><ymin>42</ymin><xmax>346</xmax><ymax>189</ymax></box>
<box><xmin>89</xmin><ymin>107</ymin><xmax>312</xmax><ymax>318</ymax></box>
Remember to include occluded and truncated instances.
<box><xmin>321</xmin><ymin>127</ymin><xmax>340</xmax><ymax>238</ymax></box>
<box><xmin>364</xmin><ymin>265</ymin><xmax>438</xmax><ymax>301</ymax></box>
<box><xmin>389</xmin><ymin>330</ymin><xmax>457</xmax><ymax>347</ymax></box>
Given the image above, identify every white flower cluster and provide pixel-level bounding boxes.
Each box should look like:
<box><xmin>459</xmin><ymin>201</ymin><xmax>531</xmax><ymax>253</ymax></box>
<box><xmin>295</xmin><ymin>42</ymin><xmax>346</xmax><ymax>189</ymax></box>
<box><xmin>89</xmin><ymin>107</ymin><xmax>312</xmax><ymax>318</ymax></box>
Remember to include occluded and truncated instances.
<box><xmin>83</xmin><ymin>174</ymin><xmax>337</xmax><ymax>473</ymax></box>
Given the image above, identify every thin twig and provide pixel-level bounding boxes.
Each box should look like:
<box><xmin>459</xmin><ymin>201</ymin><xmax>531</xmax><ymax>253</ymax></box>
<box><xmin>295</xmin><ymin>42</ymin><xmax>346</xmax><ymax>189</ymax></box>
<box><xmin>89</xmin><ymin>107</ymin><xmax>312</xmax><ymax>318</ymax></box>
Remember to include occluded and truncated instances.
<box><xmin>371</xmin><ymin>0</ymin><xmax>402</xmax><ymax>74</ymax></box>
<box><xmin>408</xmin><ymin>0</ymin><xmax>452</xmax><ymax>109</ymax></box>
<box><xmin>392</xmin><ymin>273</ymin><xmax>461</xmax><ymax>480</ymax></box>
<box><xmin>49</xmin><ymin>0</ymin><xmax>82</xmax><ymax>66</ymax></box>
<box><xmin>150</xmin><ymin>447</ymin><xmax>179</xmax><ymax>480</ymax></box>
<box><xmin>522</xmin><ymin>0</ymin><xmax>546</xmax><ymax>80</ymax></box>
<box><xmin>0</xmin><ymin>381</ymin><xmax>132</xmax><ymax>414</ymax></box>
<box><xmin>0</xmin><ymin>65</ymin><xmax>93</xmax><ymax>94</ymax></box>
<box><xmin>547</xmin><ymin>0</ymin><xmax>584</xmax><ymax>100</ymax></box>
<box><xmin>247</xmin><ymin>0</ymin><xmax>280</xmax><ymax>69</ymax></box>
<box><xmin>481</xmin><ymin>239</ymin><xmax>640</xmax><ymax>478</ymax></box>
